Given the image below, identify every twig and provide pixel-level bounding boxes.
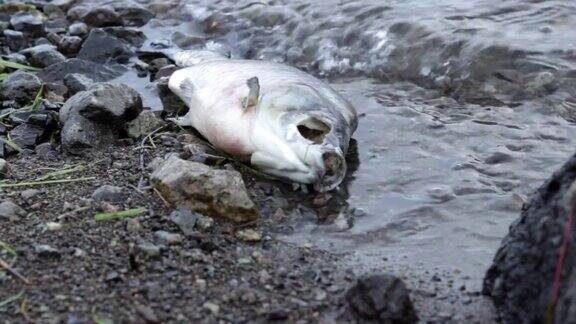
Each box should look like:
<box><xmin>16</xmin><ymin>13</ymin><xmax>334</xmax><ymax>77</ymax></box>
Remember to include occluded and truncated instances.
<box><xmin>138</xmin><ymin>125</ymin><xmax>167</xmax><ymax>189</ymax></box>
<box><xmin>0</xmin><ymin>257</ymin><xmax>30</xmax><ymax>284</ymax></box>
<box><xmin>94</xmin><ymin>207</ymin><xmax>147</xmax><ymax>222</ymax></box>
<box><xmin>0</xmin><ymin>290</ymin><xmax>25</xmax><ymax>309</ymax></box>
<box><xmin>20</xmin><ymin>298</ymin><xmax>30</xmax><ymax>321</ymax></box>
<box><xmin>35</xmin><ymin>165</ymin><xmax>86</xmax><ymax>181</ymax></box>
<box><xmin>0</xmin><ymin>177</ymin><xmax>95</xmax><ymax>188</ymax></box>
<box><xmin>153</xmin><ymin>187</ymin><xmax>171</xmax><ymax>207</ymax></box>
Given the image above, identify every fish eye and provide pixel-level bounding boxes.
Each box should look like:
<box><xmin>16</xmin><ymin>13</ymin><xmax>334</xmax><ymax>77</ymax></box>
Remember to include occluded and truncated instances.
<box><xmin>296</xmin><ymin>117</ymin><xmax>331</xmax><ymax>144</ymax></box>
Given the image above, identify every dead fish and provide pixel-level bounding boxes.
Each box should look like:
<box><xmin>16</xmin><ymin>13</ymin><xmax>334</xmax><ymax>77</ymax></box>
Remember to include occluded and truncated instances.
<box><xmin>168</xmin><ymin>50</ymin><xmax>358</xmax><ymax>192</ymax></box>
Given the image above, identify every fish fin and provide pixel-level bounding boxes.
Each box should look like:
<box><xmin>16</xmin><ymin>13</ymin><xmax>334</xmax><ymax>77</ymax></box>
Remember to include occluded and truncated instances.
<box><xmin>243</xmin><ymin>76</ymin><xmax>260</xmax><ymax>111</ymax></box>
<box><xmin>167</xmin><ymin>112</ymin><xmax>192</xmax><ymax>127</ymax></box>
<box><xmin>179</xmin><ymin>79</ymin><xmax>195</xmax><ymax>103</ymax></box>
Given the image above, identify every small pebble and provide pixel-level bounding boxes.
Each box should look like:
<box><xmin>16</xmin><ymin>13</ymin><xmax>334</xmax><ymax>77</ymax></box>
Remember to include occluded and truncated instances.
<box><xmin>46</xmin><ymin>222</ymin><xmax>62</xmax><ymax>231</ymax></box>
<box><xmin>236</xmin><ymin>229</ymin><xmax>262</xmax><ymax>242</ymax></box>
<box><xmin>203</xmin><ymin>302</ymin><xmax>220</xmax><ymax>316</ymax></box>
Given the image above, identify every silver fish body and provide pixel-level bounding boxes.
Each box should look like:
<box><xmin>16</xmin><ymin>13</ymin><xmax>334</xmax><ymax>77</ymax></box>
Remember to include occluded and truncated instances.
<box><xmin>169</xmin><ymin>57</ymin><xmax>357</xmax><ymax>191</ymax></box>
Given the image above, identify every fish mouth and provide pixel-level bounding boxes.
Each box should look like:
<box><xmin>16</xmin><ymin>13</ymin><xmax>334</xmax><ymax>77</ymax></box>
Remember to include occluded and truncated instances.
<box><xmin>313</xmin><ymin>150</ymin><xmax>347</xmax><ymax>192</ymax></box>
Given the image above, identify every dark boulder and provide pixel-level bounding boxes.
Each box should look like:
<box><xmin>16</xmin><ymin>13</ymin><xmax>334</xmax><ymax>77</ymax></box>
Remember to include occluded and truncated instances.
<box><xmin>77</xmin><ymin>28</ymin><xmax>134</xmax><ymax>63</ymax></box>
<box><xmin>60</xmin><ymin>113</ymin><xmax>116</xmax><ymax>153</ymax></box>
<box><xmin>0</xmin><ymin>71</ymin><xmax>42</xmax><ymax>105</ymax></box>
<box><xmin>340</xmin><ymin>274</ymin><xmax>418</xmax><ymax>324</ymax></box>
<box><xmin>484</xmin><ymin>151</ymin><xmax>576</xmax><ymax>323</ymax></box>
<box><xmin>8</xmin><ymin>123</ymin><xmax>45</xmax><ymax>149</ymax></box>
<box><xmin>38</xmin><ymin>58</ymin><xmax>126</xmax><ymax>83</ymax></box>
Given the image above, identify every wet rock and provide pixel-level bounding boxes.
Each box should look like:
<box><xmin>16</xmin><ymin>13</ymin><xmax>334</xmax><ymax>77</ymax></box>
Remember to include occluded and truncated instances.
<box><xmin>151</xmin><ymin>155</ymin><xmax>258</xmax><ymax>223</ymax></box>
<box><xmin>154</xmin><ymin>231</ymin><xmax>183</xmax><ymax>245</ymax></box>
<box><xmin>34</xmin><ymin>244</ymin><xmax>61</xmax><ymax>258</ymax></box>
<box><xmin>63</xmin><ymin>73</ymin><xmax>93</xmax><ymax>95</ymax></box>
<box><xmin>60</xmin><ymin>83</ymin><xmax>142</xmax><ymax>124</ymax></box>
<box><xmin>484</xmin><ymin>151</ymin><xmax>576</xmax><ymax>323</ymax></box>
<box><xmin>91</xmin><ymin>185</ymin><xmax>125</xmax><ymax>203</ymax></box>
<box><xmin>125</xmin><ymin>110</ymin><xmax>164</xmax><ymax>138</ymax></box>
<box><xmin>10</xmin><ymin>11</ymin><xmax>45</xmax><ymax>37</ymax></box>
<box><xmin>68</xmin><ymin>22</ymin><xmax>88</xmax><ymax>37</ymax></box>
<box><xmin>236</xmin><ymin>229</ymin><xmax>262</xmax><ymax>242</ymax></box>
<box><xmin>82</xmin><ymin>7</ymin><xmax>122</xmax><ymax>27</ymax></box>
<box><xmin>157</xmin><ymin>78</ymin><xmax>187</xmax><ymax>115</ymax></box>
<box><xmin>114</xmin><ymin>5</ymin><xmax>154</xmax><ymax>27</ymax></box>
<box><xmin>342</xmin><ymin>274</ymin><xmax>418</xmax><ymax>323</ymax></box>
<box><xmin>0</xmin><ymin>71</ymin><xmax>42</xmax><ymax>104</ymax></box>
<box><xmin>21</xmin><ymin>44</ymin><xmax>66</xmax><ymax>68</ymax></box>
<box><xmin>0</xmin><ymin>201</ymin><xmax>26</xmax><ymax>221</ymax></box>
<box><xmin>100</xmin><ymin>27</ymin><xmax>146</xmax><ymax>47</ymax></box>
<box><xmin>58</xmin><ymin>35</ymin><xmax>83</xmax><ymax>55</ymax></box>
<box><xmin>77</xmin><ymin>28</ymin><xmax>134</xmax><ymax>63</ymax></box>
<box><xmin>3</xmin><ymin>29</ymin><xmax>27</xmax><ymax>51</ymax></box>
<box><xmin>169</xmin><ymin>207</ymin><xmax>198</xmax><ymax>236</ymax></box>
<box><xmin>9</xmin><ymin>123</ymin><xmax>45</xmax><ymax>149</ymax></box>
<box><xmin>38</xmin><ymin>58</ymin><xmax>126</xmax><ymax>83</ymax></box>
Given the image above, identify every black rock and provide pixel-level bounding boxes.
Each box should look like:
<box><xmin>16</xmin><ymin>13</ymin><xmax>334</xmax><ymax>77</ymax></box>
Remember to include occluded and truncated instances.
<box><xmin>3</xmin><ymin>29</ymin><xmax>27</xmax><ymax>51</ymax></box>
<box><xmin>10</xmin><ymin>11</ymin><xmax>45</xmax><ymax>37</ymax></box>
<box><xmin>60</xmin><ymin>83</ymin><xmax>142</xmax><ymax>124</ymax></box>
<box><xmin>9</xmin><ymin>123</ymin><xmax>45</xmax><ymax>149</ymax></box>
<box><xmin>82</xmin><ymin>6</ymin><xmax>122</xmax><ymax>27</ymax></box>
<box><xmin>58</xmin><ymin>35</ymin><xmax>83</xmax><ymax>55</ymax></box>
<box><xmin>77</xmin><ymin>28</ymin><xmax>134</xmax><ymax>63</ymax></box>
<box><xmin>60</xmin><ymin>113</ymin><xmax>116</xmax><ymax>153</ymax></box>
<box><xmin>21</xmin><ymin>44</ymin><xmax>67</xmax><ymax>68</ymax></box>
<box><xmin>342</xmin><ymin>274</ymin><xmax>418</xmax><ymax>324</ymax></box>
<box><xmin>101</xmin><ymin>26</ymin><xmax>146</xmax><ymax>47</ymax></box>
<box><xmin>0</xmin><ymin>71</ymin><xmax>42</xmax><ymax>105</ymax></box>
<box><xmin>484</xmin><ymin>151</ymin><xmax>576</xmax><ymax>324</ymax></box>
<box><xmin>68</xmin><ymin>22</ymin><xmax>88</xmax><ymax>37</ymax></box>
<box><xmin>63</xmin><ymin>73</ymin><xmax>94</xmax><ymax>95</ymax></box>
<box><xmin>38</xmin><ymin>58</ymin><xmax>126</xmax><ymax>83</ymax></box>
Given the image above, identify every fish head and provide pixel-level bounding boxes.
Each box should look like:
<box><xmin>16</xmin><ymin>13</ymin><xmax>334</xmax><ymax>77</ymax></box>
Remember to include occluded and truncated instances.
<box><xmin>250</xmin><ymin>84</ymin><xmax>352</xmax><ymax>192</ymax></box>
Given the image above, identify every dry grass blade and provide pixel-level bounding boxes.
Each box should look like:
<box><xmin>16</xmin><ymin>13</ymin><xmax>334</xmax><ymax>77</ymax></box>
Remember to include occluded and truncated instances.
<box><xmin>0</xmin><ymin>290</ymin><xmax>25</xmax><ymax>310</ymax></box>
<box><xmin>0</xmin><ymin>241</ymin><xmax>16</xmax><ymax>256</ymax></box>
<box><xmin>0</xmin><ymin>258</ymin><xmax>29</xmax><ymax>284</ymax></box>
<box><xmin>0</xmin><ymin>59</ymin><xmax>40</xmax><ymax>72</ymax></box>
<box><xmin>35</xmin><ymin>165</ymin><xmax>86</xmax><ymax>181</ymax></box>
<box><xmin>94</xmin><ymin>207</ymin><xmax>147</xmax><ymax>222</ymax></box>
<box><xmin>0</xmin><ymin>177</ymin><xmax>96</xmax><ymax>188</ymax></box>
<box><xmin>0</xmin><ymin>137</ymin><xmax>22</xmax><ymax>152</ymax></box>
<box><xmin>31</xmin><ymin>84</ymin><xmax>43</xmax><ymax>111</ymax></box>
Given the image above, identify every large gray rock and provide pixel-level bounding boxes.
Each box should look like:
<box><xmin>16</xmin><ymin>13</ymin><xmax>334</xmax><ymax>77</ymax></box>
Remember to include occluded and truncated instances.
<box><xmin>63</xmin><ymin>73</ymin><xmax>94</xmax><ymax>95</ymax></box>
<box><xmin>151</xmin><ymin>155</ymin><xmax>258</xmax><ymax>223</ymax></box>
<box><xmin>341</xmin><ymin>274</ymin><xmax>418</xmax><ymax>324</ymax></box>
<box><xmin>0</xmin><ymin>71</ymin><xmax>42</xmax><ymax>104</ymax></box>
<box><xmin>484</xmin><ymin>151</ymin><xmax>576</xmax><ymax>324</ymax></box>
<box><xmin>0</xmin><ymin>201</ymin><xmax>26</xmax><ymax>222</ymax></box>
<box><xmin>38</xmin><ymin>58</ymin><xmax>126</xmax><ymax>83</ymax></box>
<box><xmin>60</xmin><ymin>83</ymin><xmax>142</xmax><ymax>124</ymax></box>
<box><xmin>60</xmin><ymin>113</ymin><xmax>116</xmax><ymax>152</ymax></box>
<box><xmin>20</xmin><ymin>44</ymin><xmax>66</xmax><ymax>68</ymax></box>
<box><xmin>77</xmin><ymin>28</ymin><xmax>134</xmax><ymax>63</ymax></box>
<box><xmin>59</xmin><ymin>83</ymin><xmax>142</xmax><ymax>152</ymax></box>
<box><xmin>8</xmin><ymin>123</ymin><xmax>45</xmax><ymax>149</ymax></box>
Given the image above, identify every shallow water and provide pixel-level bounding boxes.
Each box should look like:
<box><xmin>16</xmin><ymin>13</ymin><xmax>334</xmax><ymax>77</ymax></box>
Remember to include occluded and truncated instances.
<box><xmin>128</xmin><ymin>0</ymin><xmax>576</xmax><ymax>283</ymax></box>
<box><xmin>103</xmin><ymin>0</ymin><xmax>576</xmax><ymax>298</ymax></box>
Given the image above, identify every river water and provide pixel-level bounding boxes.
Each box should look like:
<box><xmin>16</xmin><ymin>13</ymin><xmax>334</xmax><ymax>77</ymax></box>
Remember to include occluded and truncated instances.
<box><xmin>107</xmin><ymin>0</ymin><xmax>576</xmax><ymax>318</ymax></box>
